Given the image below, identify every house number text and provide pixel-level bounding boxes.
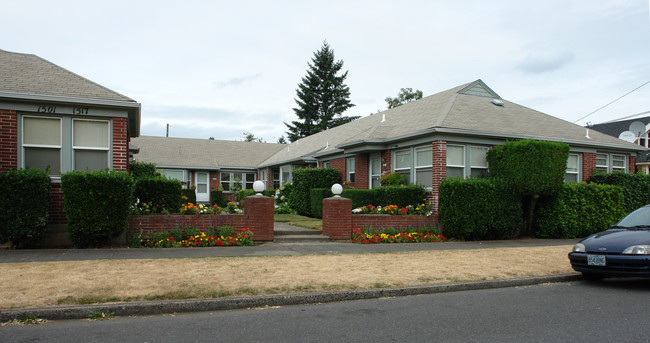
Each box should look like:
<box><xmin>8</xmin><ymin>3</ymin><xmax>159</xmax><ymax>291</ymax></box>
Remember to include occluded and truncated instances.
<box><xmin>72</xmin><ymin>107</ymin><xmax>89</xmax><ymax>115</ymax></box>
<box><xmin>37</xmin><ymin>104</ymin><xmax>56</xmax><ymax>113</ymax></box>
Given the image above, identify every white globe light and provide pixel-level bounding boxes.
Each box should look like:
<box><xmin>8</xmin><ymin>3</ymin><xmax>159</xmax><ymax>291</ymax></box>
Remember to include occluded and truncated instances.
<box><xmin>253</xmin><ymin>180</ymin><xmax>265</xmax><ymax>194</ymax></box>
<box><xmin>331</xmin><ymin>183</ymin><xmax>343</xmax><ymax>197</ymax></box>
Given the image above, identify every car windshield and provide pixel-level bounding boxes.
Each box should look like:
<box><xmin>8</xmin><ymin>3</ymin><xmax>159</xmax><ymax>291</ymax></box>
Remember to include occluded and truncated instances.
<box><xmin>615</xmin><ymin>206</ymin><xmax>650</xmax><ymax>228</ymax></box>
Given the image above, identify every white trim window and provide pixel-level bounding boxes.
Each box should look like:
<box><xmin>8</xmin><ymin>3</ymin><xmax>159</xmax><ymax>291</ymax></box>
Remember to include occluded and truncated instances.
<box><xmin>159</xmin><ymin>169</ymin><xmax>187</xmax><ymax>186</ymax></box>
<box><xmin>596</xmin><ymin>153</ymin><xmax>609</xmax><ymax>173</ymax></box>
<box><xmin>322</xmin><ymin>161</ymin><xmax>330</xmax><ymax>168</ymax></box>
<box><xmin>346</xmin><ymin>157</ymin><xmax>355</xmax><ymax>183</ymax></box>
<box><xmin>446</xmin><ymin>145</ymin><xmax>465</xmax><ymax>178</ymax></box>
<box><xmin>612</xmin><ymin>154</ymin><xmax>626</xmax><ymax>172</ymax></box>
<box><xmin>596</xmin><ymin>153</ymin><xmax>627</xmax><ymax>173</ymax></box>
<box><xmin>565</xmin><ymin>154</ymin><xmax>580</xmax><ymax>183</ymax></box>
<box><xmin>22</xmin><ymin>116</ymin><xmax>62</xmax><ymax>175</ymax></box>
<box><xmin>221</xmin><ymin>172</ymin><xmax>257</xmax><ymax>192</ymax></box>
<box><xmin>415</xmin><ymin>146</ymin><xmax>432</xmax><ymax>188</ymax></box>
<box><xmin>470</xmin><ymin>146</ymin><xmax>489</xmax><ymax>178</ymax></box>
<box><xmin>394</xmin><ymin>149</ymin><xmax>412</xmax><ymax>184</ymax></box>
<box><xmin>369</xmin><ymin>153</ymin><xmax>381</xmax><ymax>189</ymax></box>
<box><xmin>72</xmin><ymin>119</ymin><xmax>109</xmax><ymax>171</ymax></box>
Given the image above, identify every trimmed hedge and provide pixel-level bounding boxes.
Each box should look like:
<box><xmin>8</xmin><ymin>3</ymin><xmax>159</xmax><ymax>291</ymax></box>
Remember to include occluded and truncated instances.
<box><xmin>129</xmin><ymin>161</ymin><xmax>158</xmax><ymax>179</ymax></box>
<box><xmin>290</xmin><ymin>168</ymin><xmax>340</xmax><ymax>216</ymax></box>
<box><xmin>439</xmin><ymin>178</ymin><xmax>522</xmax><ymax>240</ymax></box>
<box><xmin>211</xmin><ymin>190</ymin><xmax>228</xmax><ymax>207</ymax></box>
<box><xmin>61</xmin><ymin>170</ymin><xmax>134</xmax><ymax>248</ymax></box>
<box><xmin>0</xmin><ymin>169</ymin><xmax>51</xmax><ymax>248</ymax></box>
<box><xmin>486</xmin><ymin>139</ymin><xmax>570</xmax><ymax>196</ymax></box>
<box><xmin>588</xmin><ymin>172</ymin><xmax>650</xmax><ymax>213</ymax></box>
<box><xmin>310</xmin><ymin>188</ymin><xmax>333</xmax><ymax>218</ymax></box>
<box><xmin>374</xmin><ymin>185</ymin><xmax>427</xmax><ymax>208</ymax></box>
<box><xmin>181</xmin><ymin>189</ymin><xmax>196</xmax><ymax>204</ymax></box>
<box><xmin>134</xmin><ymin>177</ymin><xmax>183</xmax><ymax>213</ymax></box>
<box><xmin>341</xmin><ymin>189</ymin><xmax>376</xmax><ymax>208</ymax></box>
<box><xmin>535</xmin><ymin>183</ymin><xmax>625</xmax><ymax>238</ymax></box>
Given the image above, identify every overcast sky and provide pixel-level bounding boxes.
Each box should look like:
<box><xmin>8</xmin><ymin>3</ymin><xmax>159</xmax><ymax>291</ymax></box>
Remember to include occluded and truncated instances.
<box><xmin>4</xmin><ymin>1</ymin><xmax>650</xmax><ymax>142</ymax></box>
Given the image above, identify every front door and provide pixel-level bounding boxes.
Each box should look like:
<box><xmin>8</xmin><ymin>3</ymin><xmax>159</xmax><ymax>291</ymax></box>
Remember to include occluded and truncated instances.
<box><xmin>195</xmin><ymin>172</ymin><xmax>209</xmax><ymax>203</ymax></box>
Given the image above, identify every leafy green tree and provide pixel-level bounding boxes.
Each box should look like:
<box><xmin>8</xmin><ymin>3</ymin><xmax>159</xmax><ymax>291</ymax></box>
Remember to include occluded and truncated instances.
<box><xmin>385</xmin><ymin>88</ymin><xmax>423</xmax><ymax>109</ymax></box>
<box><xmin>243</xmin><ymin>132</ymin><xmax>264</xmax><ymax>142</ymax></box>
<box><xmin>277</xmin><ymin>136</ymin><xmax>288</xmax><ymax>144</ymax></box>
<box><xmin>285</xmin><ymin>41</ymin><xmax>358</xmax><ymax>142</ymax></box>
<box><xmin>486</xmin><ymin>139</ymin><xmax>570</xmax><ymax>236</ymax></box>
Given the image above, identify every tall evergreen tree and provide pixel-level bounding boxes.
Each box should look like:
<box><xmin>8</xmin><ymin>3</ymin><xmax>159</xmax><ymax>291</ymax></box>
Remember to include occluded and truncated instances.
<box><xmin>285</xmin><ymin>42</ymin><xmax>358</xmax><ymax>142</ymax></box>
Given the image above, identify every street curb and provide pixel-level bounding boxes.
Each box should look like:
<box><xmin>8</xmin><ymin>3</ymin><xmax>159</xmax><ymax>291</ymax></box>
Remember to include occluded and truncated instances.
<box><xmin>0</xmin><ymin>274</ymin><xmax>582</xmax><ymax>322</ymax></box>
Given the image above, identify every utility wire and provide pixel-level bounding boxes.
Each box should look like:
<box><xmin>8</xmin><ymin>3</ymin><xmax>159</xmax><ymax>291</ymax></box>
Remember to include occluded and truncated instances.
<box><xmin>573</xmin><ymin>80</ymin><xmax>650</xmax><ymax>123</ymax></box>
<box><xmin>598</xmin><ymin>109</ymin><xmax>650</xmax><ymax>124</ymax></box>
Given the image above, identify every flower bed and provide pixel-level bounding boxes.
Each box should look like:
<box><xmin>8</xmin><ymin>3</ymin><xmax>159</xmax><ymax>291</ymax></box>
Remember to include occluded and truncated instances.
<box><xmin>351</xmin><ymin>227</ymin><xmax>446</xmax><ymax>244</ymax></box>
<box><xmin>134</xmin><ymin>228</ymin><xmax>254</xmax><ymax>248</ymax></box>
<box><xmin>352</xmin><ymin>204</ymin><xmax>431</xmax><ymax>216</ymax></box>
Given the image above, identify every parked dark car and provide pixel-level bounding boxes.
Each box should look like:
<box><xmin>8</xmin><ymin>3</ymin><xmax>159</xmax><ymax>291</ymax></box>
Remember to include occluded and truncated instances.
<box><xmin>569</xmin><ymin>205</ymin><xmax>650</xmax><ymax>279</ymax></box>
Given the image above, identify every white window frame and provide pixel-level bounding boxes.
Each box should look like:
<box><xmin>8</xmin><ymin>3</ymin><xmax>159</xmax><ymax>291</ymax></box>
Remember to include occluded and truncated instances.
<box><xmin>596</xmin><ymin>153</ymin><xmax>609</xmax><ymax>173</ymax></box>
<box><xmin>72</xmin><ymin>118</ymin><xmax>110</xmax><ymax>171</ymax></box>
<box><xmin>322</xmin><ymin>161</ymin><xmax>330</xmax><ymax>168</ymax></box>
<box><xmin>393</xmin><ymin>149</ymin><xmax>413</xmax><ymax>184</ymax></box>
<box><xmin>21</xmin><ymin>115</ymin><xmax>62</xmax><ymax>175</ymax></box>
<box><xmin>469</xmin><ymin>146</ymin><xmax>489</xmax><ymax>178</ymax></box>
<box><xmin>159</xmin><ymin>169</ymin><xmax>187</xmax><ymax>186</ymax></box>
<box><xmin>612</xmin><ymin>154</ymin><xmax>626</xmax><ymax>172</ymax></box>
<box><xmin>346</xmin><ymin>157</ymin><xmax>355</xmax><ymax>183</ymax></box>
<box><xmin>446</xmin><ymin>144</ymin><xmax>466</xmax><ymax>178</ymax></box>
<box><xmin>220</xmin><ymin>171</ymin><xmax>258</xmax><ymax>193</ymax></box>
<box><xmin>596</xmin><ymin>153</ymin><xmax>627</xmax><ymax>173</ymax></box>
<box><xmin>414</xmin><ymin>146</ymin><xmax>433</xmax><ymax>188</ymax></box>
<box><xmin>565</xmin><ymin>153</ymin><xmax>580</xmax><ymax>183</ymax></box>
<box><xmin>369</xmin><ymin>153</ymin><xmax>382</xmax><ymax>189</ymax></box>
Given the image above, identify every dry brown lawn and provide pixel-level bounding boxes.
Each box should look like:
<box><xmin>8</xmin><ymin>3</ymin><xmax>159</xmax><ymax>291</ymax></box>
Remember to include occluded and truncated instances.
<box><xmin>0</xmin><ymin>245</ymin><xmax>574</xmax><ymax>310</ymax></box>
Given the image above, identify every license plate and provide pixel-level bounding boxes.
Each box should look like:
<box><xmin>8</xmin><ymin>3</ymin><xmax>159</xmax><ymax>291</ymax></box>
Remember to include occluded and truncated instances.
<box><xmin>587</xmin><ymin>255</ymin><xmax>606</xmax><ymax>266</ymax></box>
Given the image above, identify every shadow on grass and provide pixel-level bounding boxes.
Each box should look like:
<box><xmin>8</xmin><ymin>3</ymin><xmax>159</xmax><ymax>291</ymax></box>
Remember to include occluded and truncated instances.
<box><xmin>274</xmin><ymin>214</ymin><xmax>322</xmax><ymax>230</ymax></box>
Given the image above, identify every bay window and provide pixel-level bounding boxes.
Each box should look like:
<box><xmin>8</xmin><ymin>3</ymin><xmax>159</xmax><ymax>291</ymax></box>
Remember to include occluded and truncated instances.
<box><xmin>394</xmin><ymin>149</ymin><xmax>412</xmax><ymax>184</ymax></box>
<box><xmin>446</xmin><ymin>145</ymin><xmax>465</xmax><ymax>178</ymax></box>
<box><xmin>470</xmin><ymin>146</ymin><xmax>489</xmax><ymax>178</ymax></box>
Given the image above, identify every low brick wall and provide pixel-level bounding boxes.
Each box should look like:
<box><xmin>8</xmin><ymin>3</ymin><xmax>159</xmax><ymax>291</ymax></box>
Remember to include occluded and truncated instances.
<box><xmin>322</xmin><ymin>196</ymin><xmax>439</xmax><ymax>240</ymax></box>
<box><xmin>127</xmin><ymin>195</ymin><xmax>274</xmax><ymax>241</ymax></box>
<box><xmin>352</xmin><ymin>214</ymin><xmax>438</xmax><ymax>230</ymax></box>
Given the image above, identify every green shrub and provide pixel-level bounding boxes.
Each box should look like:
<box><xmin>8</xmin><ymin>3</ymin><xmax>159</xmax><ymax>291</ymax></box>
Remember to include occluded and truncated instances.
<box><xmin>211</xmin><ymin>190</ymin><xmax>228</xmax><ymax>207</ymax></box>
<box><xmin>341</xmin><ymin>189</ymin><xmax>376</xmax><ymax>208</ymax></box>
<box><xmin>379</xmin><ymin>172</ymin><xmax>405</xmax><ymax>186</ymax></box>
<box><xmin>310</xmin><ymin>188</ymin><xmax>333</xmax><ymax>218</ymax></box>
<box><xmin>129</xmin><ymin>161</ymin><xmax>158</xmax><ymax>179</ymax></box>
<box><xmin>134</xmin><ymin>177</ymin><xmax>182</xmax><ymax>213</ymax></box>
<box><xmin>439</xmin><ymin>178</ymin><xmax>522</xmax><ymax>240</ymax></box>
<box><xmin>61</xmin><ymin>170</ymin><xmax>134</xmax><ymax>248</ymax></box>
<box><xmin>289</xmin><ymin>168</ymin><xmax>340</xmax><ymax>216</ymax></box>
<box><xmin>373</xmin><ymin>185</ymin><xmax>427</xmax><ymax>208</ymax></box>
<box><xmin>181</xmin><ymin>189</ymin><xmax>196</xmax><ymax>204</ymax></box>
<box><xmin>535</xmin><ymin>183</ymin><xmax>625</xmax><ymax>238</ymax></box>
<box><xmin>588</xmin><ymin>172</ymin><xmax>650</xmax><ymax>213</ymax></box>
<box><xmin>0</xmin><ymin>169</ymin><xmax>51</xmax><ymax>248</ymax></box>
<box><xmin>237</xmin><ymin>189</ymin><xmax>255</xmax><ymax>202</ymax></box>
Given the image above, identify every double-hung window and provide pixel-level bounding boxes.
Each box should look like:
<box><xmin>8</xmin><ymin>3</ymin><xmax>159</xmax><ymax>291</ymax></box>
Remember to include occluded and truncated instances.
<box><xmin>470</xmin><ymin>146</ymin><xmax>489</xmax><ymax>178</ymax></box>
<box><xmin>22</xmin><ymin>116</ymin><xmax>62</xmax><ymax>175</ymax></box>
<box><xmin>446</xmin><ymin>145</ymin><xmax>465</xmax><ymax>178</ymax></box>
<box><xmin>415</xmin><ymin>147</ymin><xmax>432</xmax><ymax>188</ymax></box>
<box><xmin>72</xmin><ymin>119</ymin><xmax>109</xmax><ymax>171</ymax></box>
<box><xmin>346</xmin><ymin>157</ymin><xmax>355</xmax><ymax>183</ymax></box>
<box><xmin>220</xmin><ymin>172</ymin><xmax>257</xmax><ymax>192</ymax></box>
<box><xmin>565</xmin><ymin>154</ymin><xmax>580</xmax><ymax>183</ymax></box>
<box><xmin>596</xmin><ymin>153</ymin><xmax>627</xmax><ymax>173</ymax></box>
<box><xmin>596</xmin><ymin>153</ymin><xmax>609</xmax><ymax>173</ymax></box>
<box><xmin>612</xmin><ymin>154</ymin><xmax>626</xmax><ymax>172</ymax></box>
<box><xmin>394</xmin><ymin>149</ymin><xmax>412</xmax><ymax>184</ymax></box>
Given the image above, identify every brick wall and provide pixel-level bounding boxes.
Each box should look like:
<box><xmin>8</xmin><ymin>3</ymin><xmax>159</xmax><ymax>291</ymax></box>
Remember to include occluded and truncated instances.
<box><xmin>629</xmin><ymin>155</ymin><xmax>637</xmax><ymax>173</ymax></box>
<box><xmin>322</xmin><ymin>196</ymin><xmax>438</xmax><ymax>240</ymax></box>
<box><xmin>381</xmin><ymin>150</ymin><xmax>391</xmax><ymax>175</ymax></box>
<box><xmin>330</xmin><ymin>157</ymin><xmax>347</xmax><ymax>187</ymax></box>
<box><xmin>49</xmin><ymin>183</ymin><xmax>66</xmax><ymax>224</ymax></box>
<box><xmin>354</xmin><ymin>154</ymin><xmax>369</xmax><ymax>189</ymax></box>
<box><xmin>430</xmin><ymin>140</ymin><xmax>447</xmax><ymax>212</ymax></box>
<box><xmin>127</xmin><ymin>195</ymin><xmax>274</xmax><ymax>241</ymax></box>
<box><xmin>112</xmin><ymin>117</ymin><xmax>128</xmax><ymax>171</ymax></box>
<box><xmin>582</xmin><ymin>152</ymin><xmax>596</xmax><ymax>181</ymax></box>
<box><xmin>0</xmin><ymin>110</ymin><xmax>17</xmax><ymax>172</ymax></box>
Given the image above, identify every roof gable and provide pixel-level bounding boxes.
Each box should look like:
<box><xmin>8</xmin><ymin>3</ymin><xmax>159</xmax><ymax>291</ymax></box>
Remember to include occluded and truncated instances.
<box><xmin>457</xmin><ymin>79</ymin><xmax>501</xmax><ymax>99</ymax></box>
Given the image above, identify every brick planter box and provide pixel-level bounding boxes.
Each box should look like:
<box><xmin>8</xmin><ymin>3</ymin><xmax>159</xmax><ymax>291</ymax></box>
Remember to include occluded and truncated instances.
<box><xmin>352</xmin><ymin>214</ymin><xmax>438</xmax><ymax>231</ymax></box>
<box><xmin>128</xmin><ymin>195</ymin><xmax>275</xmax><ymax>241</ymax></box>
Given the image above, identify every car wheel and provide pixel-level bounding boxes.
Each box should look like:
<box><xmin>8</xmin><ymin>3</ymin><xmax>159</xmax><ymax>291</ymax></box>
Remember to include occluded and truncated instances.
<box><xmin>581</xmin><ymin>272</ymin><xmax>605</xmax><ymax>281</ymax></box>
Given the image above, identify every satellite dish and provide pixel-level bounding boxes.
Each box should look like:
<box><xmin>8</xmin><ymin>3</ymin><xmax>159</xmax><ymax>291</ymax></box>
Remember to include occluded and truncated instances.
<box><xmin>629</xmin><ymin>121</ymin><xmax>646</xmax><ymax>136</ymax></box>
<box><xmin>618</xmin><ymin>131</ymin><xmax>636</xmax><ymax>143</ymax></box>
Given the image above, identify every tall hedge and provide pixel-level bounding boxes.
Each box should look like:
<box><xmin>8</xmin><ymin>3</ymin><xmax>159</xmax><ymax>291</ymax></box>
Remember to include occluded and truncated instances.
<box><xmin>439</xmin><ymin>178</ymin><xmax>522</xmax><ymax>240</ymax></box>
<box><xmin>134</xmin><ymin>177</ymin><xmax>183</xmax><ymax>213</ymax></box>
<box><xmin>535</xmin><ymin>183</ymin><xmax>625</xmax><ymax>238</ymax></box>
<box><xmin>289</xmin><ymin>168</ymin><xmax>340</xmax><ymax>216</ymax></box>
<box><xmin>487</xmin><ymin>139</ymin><xmax>570</xmax><ymax>236</ymax></box>
<box><xmin>0</xmin><ymin>169</ymin><xmax>51</xmax><ymax>248</ymax></box>
<box><xmin>588</xmin><ymin>172</ymin><xmax>650</xmax><ymax>213</ymax></box>
<box><xmin>61</xmin><ymin>170</ymin><xmax>134</xmax><ymax>248</ymax></box>
<box><xmin>129</xmin><ymin>161</ymin><xmax>159</xmax><ymax>179</ymax></box>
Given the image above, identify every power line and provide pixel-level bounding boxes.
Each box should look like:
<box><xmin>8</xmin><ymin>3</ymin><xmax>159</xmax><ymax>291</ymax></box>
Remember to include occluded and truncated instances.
<box><xmin>573</xmin><ymin>80</ymin><xmax>650</xmax><ymax>123</ymax></box>
<box><xmin>598</xmin><ymin>109</ymin><xmax>650</xmax><ymax>124</ymax></box>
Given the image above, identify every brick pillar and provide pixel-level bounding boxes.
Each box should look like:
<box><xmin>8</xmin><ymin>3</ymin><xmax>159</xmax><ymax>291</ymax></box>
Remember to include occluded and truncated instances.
<box><xmin>582</xmin><ymin>152</ymin><xmax>596</xmax><ymax>181</ymax></box>
<box><xmin>0</xmin><ymin>110</ymin><xmax>18</xmax><ymax>172</ymax></box>
<box><xmin>629</xmin><ymin>155</ymin><xmax>637</xmax><ymax>174</ymax></box>
<box><xmin>243</xmin><ymin>195</ymin><xmax>274</xmax><ymax>241</ymax></box>
<box><xmin>430</xmin><ymin>140</ymin><xmax>446</xmax><ymax>214</ymax></box>
<box><xmin>322</xmin><ymin>196</ymin><xmax>352</xmax><ymax>240</ymax></box>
